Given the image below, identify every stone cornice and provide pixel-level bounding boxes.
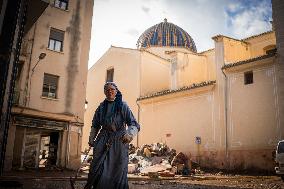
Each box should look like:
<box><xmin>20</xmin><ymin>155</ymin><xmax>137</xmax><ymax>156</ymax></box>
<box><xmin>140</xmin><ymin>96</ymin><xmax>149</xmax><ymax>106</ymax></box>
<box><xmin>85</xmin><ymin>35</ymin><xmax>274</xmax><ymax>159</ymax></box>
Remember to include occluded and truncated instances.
<box><xmin>222</xmin><ymin>52</ymin><xmax>276</xmax><ymax>70</ymax></box>
<box><xmin>137</xmin><ymin>80</ymin><xmax>216</xmax><ymax>101</ymax></box>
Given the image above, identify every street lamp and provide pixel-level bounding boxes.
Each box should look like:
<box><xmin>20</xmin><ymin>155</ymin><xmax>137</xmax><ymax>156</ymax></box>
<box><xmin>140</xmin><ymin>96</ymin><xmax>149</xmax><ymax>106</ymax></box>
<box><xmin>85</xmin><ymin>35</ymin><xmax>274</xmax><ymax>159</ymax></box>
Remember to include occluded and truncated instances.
<box><xmin>32</xmin><ymin>52</ymin><xmax>46</xmax><ymax>72</ymax></box>
<box><xmin>26</xmin><ymin>52</ymin><xmax>46</xmax><ymax>106</ymax></box>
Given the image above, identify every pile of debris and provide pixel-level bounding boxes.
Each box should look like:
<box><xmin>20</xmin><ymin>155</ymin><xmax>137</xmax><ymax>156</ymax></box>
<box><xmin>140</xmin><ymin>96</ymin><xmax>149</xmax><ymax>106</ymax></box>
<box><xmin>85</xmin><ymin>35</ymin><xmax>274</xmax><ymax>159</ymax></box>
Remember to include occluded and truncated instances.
<box><xmin>80</xmin><ymin>142</ymin><xmax>200</xmax><ymax>177</ymax></box>
<box><xmin>128</xmin><ymin>143</ymin><xmax>199</xmax><ymax>177</ymax></box>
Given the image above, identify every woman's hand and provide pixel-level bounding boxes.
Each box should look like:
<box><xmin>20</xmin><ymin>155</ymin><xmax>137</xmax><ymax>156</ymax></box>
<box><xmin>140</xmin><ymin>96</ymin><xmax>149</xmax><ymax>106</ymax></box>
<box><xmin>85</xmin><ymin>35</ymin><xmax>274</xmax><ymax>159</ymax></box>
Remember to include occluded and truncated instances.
<box><xmin>121</xmin><ymin>133</ymin><xmax>133</xmax><ymax>144</ymax></box>
<box><xmin>88</xmin><ymin>141</ymin><xmax>95</xmax><ymax>147</ymax></box>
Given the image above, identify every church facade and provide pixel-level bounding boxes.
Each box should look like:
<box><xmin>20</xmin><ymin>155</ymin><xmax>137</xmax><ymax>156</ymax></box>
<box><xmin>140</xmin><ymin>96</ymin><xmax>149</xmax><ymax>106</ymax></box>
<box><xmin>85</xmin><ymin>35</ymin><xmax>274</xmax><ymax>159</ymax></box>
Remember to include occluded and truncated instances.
<box><xmin>84</xmin><ymin>18</ymin><xmax>282</xmax><ymax>171</ymax></box>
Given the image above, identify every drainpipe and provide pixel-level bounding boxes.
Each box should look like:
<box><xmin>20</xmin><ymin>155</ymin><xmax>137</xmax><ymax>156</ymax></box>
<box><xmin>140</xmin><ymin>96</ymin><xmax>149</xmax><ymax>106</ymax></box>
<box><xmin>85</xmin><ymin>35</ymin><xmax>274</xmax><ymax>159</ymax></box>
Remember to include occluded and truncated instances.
<box><xmin>136</xmin><ymin>100</ymin><xmax>140</xmax><ymax>147</ymax></box>
<box><xmin>23</xmin><ymin>22</ymin><xmax>37</xmax><ymax>107</ymax></box>
<box><xmin>136</xmin><ymin>51</ymin><xmax>142</xmax><ymax>148</ymax></box>
<box><xmin>221</xmin><ymin>69</ymin><xmax>229</xmax><ymax>163</ymax></box>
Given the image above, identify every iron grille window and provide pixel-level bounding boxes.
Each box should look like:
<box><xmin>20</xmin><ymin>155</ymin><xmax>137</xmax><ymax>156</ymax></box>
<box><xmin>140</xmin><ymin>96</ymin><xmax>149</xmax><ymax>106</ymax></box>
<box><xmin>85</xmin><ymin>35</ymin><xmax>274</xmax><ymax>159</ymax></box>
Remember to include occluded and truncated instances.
<box><xmin>42</xmin><ymin>73</ymin><xmax>59</xmax><ymax>99</ymax></box>
<box><xmin>54</xmin><ymin>0</ymin><xmax>68</xmax><ymax>10</ymax></box>
<box><xmin>48</xmin><ymin>28</ymin><xmax>64</xmax><ymax>52</ymax></box>
<box><xmin>244</xmin><ymin>71</ymin><xmax>253</xmax><ymax>85</ymax></box>
<box><xmin>106</xmin><ymin>68</ymin><xmax>114</xmax><ymax>82</ymax></box>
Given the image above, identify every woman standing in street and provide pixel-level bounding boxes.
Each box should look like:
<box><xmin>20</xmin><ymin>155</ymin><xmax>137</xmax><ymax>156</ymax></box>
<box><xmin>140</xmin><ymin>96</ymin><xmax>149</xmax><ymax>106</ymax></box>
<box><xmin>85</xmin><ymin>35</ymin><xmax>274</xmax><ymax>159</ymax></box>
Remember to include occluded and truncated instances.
<box><xmin>84</xmin><ymin>82</ymin><xmax>140</xmax><ymax>189</ymax></box>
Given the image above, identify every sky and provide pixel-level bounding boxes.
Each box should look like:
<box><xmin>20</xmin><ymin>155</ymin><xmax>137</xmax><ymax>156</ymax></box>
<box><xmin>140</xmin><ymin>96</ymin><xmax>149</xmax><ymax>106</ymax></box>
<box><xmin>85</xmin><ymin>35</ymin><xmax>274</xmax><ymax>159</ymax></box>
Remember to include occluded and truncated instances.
<box><xmin>88</xmin><ymin>0</ymin><xmax>272</xmax><ymax>68</ymax></box>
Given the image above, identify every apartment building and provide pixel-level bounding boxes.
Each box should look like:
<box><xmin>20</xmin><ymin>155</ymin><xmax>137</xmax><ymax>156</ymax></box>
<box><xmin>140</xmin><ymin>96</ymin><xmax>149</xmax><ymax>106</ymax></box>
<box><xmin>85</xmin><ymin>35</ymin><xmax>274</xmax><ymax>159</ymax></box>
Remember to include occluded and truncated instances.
<box><xmin>4</xmin><ymin>0</ymin><xmax>94</xmax><ymax>171</ymax></box>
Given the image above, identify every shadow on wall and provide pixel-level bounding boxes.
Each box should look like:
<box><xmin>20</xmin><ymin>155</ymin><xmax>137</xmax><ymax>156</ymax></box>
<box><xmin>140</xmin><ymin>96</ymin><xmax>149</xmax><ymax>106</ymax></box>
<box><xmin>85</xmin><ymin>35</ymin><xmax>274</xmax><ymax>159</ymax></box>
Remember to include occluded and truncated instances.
<box><xmin>65</xmin><ymin>0</ymin><xmax>81</xmax><ymax>113</ymax></box>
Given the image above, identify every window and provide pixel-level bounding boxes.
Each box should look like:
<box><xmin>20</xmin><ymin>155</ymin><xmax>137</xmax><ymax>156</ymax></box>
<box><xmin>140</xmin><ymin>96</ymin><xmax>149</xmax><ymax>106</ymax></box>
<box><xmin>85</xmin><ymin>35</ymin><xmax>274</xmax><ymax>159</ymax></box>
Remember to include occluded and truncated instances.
<box><xmin>42</xmin><ymin>73</ymin><xmax>59</xmax><ymax>99</ymax></box>
<box><xmin>54</xmin><ymin>0</ymin><xmax>68</xmax><ymax>10</ymax></box>
<box><xmin>106</xmin><ymin>68</ymin><xmax>114</xmax><ymax>82</ymax></box>
<box><xmin>244</xmin><ymin>71</ymin><xmax>253</xmax><ymax>85</ymax></box>
<box><xmin>48</xmin><ymin>28</ymin><xmax>64</xmax><ymax>52</ymax></box>
<box><xmin>278</xmin><ymin>142</ymin><xmax>284</xmax><ymax>154</ymax></box>
<box><xmin>263</xmin><ymin>45</ymin><xmax>276</xmax><ymax>55</ymax></box>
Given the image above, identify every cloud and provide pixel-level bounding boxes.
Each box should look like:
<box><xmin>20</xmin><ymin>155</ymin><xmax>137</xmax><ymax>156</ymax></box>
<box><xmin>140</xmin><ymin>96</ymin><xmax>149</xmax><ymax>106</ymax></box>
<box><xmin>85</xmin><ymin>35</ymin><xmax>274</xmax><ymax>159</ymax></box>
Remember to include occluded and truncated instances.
<box><xmin>142</xmin><ymin>0</ymin><xmax>160</xmax><ymax>1</ymax></box>
<box><xmin>160</xmin><ymin>0</ymin><xmax>272</xmax><ymax>50</ymax></box>
<box><xmin>126</xmin><ymin>28</ymin><xmax>140</xmax><ymax>36</ymax></box>
<box><xmin>226</xmin><ymin>0</ymin><xmax>272</xmax><ymax>38</ymax></box>
<box><xmin>162</xmin><ymin>0</ymin><xmax>229</xmax><ymax>51</ymax></box>
<box><xmin>141</xmin><ymin>6</ymin><xmax>150</xmax><ymax>13</ymax></box>
<box><xmin>227</xmin><ymin>3</ymin><xmax>240</xmax><ymax>13</ymax></box>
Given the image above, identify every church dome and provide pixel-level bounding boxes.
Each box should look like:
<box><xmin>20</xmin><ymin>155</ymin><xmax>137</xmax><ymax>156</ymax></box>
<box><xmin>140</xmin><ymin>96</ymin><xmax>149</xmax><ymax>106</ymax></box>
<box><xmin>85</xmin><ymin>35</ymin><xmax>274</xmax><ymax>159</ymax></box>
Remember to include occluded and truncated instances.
<box><xmin>137</xmin><ymin>19</ymin><xmax>197</xmax><ymax>52</ymax></box>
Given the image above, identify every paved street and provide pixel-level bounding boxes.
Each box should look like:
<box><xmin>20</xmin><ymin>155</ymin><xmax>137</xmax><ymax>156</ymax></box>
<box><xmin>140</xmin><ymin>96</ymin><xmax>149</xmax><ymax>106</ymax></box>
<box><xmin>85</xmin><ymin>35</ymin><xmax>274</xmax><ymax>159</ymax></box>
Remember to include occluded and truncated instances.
<box><xmin>0</xmin><ymin>170</ymin><xmax>283</xmax><ymax>189</ymax></box>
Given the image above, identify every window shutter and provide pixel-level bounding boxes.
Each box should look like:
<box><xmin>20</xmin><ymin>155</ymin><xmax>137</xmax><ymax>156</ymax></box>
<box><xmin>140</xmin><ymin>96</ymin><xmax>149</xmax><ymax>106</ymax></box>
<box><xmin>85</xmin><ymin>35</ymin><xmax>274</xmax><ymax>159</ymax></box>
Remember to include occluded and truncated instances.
<box><xmin>44</xmin><ymin>74</ymin><xmax>59</xmax><ymax>86</ymax></box>
<box><xmin>50</xmin><ymin>28</ymin><xmax>64</xmax><ymax>41</ymax></box>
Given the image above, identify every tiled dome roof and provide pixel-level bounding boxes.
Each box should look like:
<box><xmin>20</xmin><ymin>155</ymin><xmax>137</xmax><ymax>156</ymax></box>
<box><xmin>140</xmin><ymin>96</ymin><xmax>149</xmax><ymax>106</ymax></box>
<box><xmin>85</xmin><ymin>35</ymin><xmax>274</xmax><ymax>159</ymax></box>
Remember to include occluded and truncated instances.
<box><xmin>137</xmin><ymin>19</ymin><xmax>197</xmax><ymax>52</ymax></box>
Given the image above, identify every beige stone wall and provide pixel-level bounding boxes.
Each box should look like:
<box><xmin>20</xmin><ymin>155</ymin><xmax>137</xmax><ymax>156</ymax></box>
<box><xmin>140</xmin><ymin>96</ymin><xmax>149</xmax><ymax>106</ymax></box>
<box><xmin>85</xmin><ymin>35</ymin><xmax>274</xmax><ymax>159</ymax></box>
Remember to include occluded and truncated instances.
<box><xmin>138</xmin><ymin>88</ymin><xmax>217</xmax><ymax>162</ymax></box>
<box><xmin>140</xmin><ymin>51</ymin><xmax>171</xmax><ymax>96</ymax></box>
<box><xmin>245</xmin><ymin>32</ymin><xmax>276</xmax><ymax>58</ymax></box>
<box><xmin>227</xmin><ymin>64</ymin><xmax>279</xmax><ymax>149</ymax></box>
<box><xmin>223</xmin><ymin>38</ymin><xmax>250</xmax><ymax>63</ymax></box>
<box><xmin>225</xmin><ymin>62</ymin><xmax>279</xmax><ymax>170</ymax></box>
<box><xmin>205</xmin><ymin>50</ymin><xmax>216</xmax><ymax>81</ymax></box>
<box><xmin>177</xmin><ymin>53</ymin><xmax>208</xmax><ymax>87</ymax></box>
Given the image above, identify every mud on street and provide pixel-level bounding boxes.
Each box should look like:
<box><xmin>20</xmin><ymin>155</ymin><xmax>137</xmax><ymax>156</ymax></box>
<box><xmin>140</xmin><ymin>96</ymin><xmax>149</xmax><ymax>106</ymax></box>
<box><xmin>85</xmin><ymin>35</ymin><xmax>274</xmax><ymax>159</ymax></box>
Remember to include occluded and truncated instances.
<box><xmin>129</xmin><ymin>174</ymin><xmax>284</xmax><ymax>189</ymax></box>
<box><xmin>1</xmin><ymin>171</ymin><xmax>284</xmax><ymax>189</ymax></box>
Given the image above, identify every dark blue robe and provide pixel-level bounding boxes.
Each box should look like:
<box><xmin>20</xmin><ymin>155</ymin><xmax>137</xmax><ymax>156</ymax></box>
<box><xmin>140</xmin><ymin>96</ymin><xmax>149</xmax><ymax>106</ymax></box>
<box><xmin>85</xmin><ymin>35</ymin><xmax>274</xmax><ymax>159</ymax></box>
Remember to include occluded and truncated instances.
<box><xmin>85</xmin><ymin>101</ymin><xmax>140</xmax><ymax>189</ymax></box>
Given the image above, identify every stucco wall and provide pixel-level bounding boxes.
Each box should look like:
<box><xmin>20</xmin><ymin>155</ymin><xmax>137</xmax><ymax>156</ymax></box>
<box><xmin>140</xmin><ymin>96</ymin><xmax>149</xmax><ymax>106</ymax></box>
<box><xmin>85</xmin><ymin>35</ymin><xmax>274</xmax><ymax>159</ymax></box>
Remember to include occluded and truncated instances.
<box><xmin>205</xmin><ymin>50</ymin><xmax>216</xmax><ymax>81</ymax></box>
<box><xmin>245</xmin><ymin>32</ymin><xmax>276</xmax><ymax>58</ymax></box>
<box><xmin>19</xmin><ymin>0</ymin><xmax>93</xmax><ymax>120</ymax></box>
<box><xmin>140</xmin><ymin>51</ymin><xmax>171</xmax><ymax>96</ymax></box>
<box><xmin>177</xmin><ymin>53</ymin><xmax>208</xmax><ymax>87</ymax></box>
<box><xmin>224</xmin><ymin>59</ymin><xmax>279</xmax><ymax>170</ymax></box>
<box><xmin>223</xmin><ymin>38</ymin><xmax>250</xmax><ymax>63</ymax></box>
<box><xmin>25</xmin><ymin>5</ymin><xmax>72</xmax><ymax>113</ymax></box>
<box><xmin>139</xmin><ymin>90</ymin><xmax>216</xmax><ymax>162</ymax></box>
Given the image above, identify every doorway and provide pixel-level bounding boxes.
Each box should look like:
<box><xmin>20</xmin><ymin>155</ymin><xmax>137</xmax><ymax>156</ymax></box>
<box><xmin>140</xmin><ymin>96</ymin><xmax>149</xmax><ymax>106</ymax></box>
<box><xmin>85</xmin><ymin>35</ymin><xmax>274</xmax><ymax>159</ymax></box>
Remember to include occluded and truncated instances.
<box><xmin>39</xmin><ymin>132</ymin><xmax>59</xmax><ymax>168</ymax></box>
